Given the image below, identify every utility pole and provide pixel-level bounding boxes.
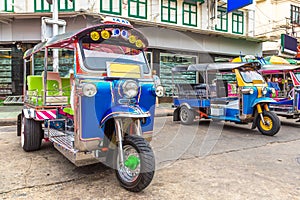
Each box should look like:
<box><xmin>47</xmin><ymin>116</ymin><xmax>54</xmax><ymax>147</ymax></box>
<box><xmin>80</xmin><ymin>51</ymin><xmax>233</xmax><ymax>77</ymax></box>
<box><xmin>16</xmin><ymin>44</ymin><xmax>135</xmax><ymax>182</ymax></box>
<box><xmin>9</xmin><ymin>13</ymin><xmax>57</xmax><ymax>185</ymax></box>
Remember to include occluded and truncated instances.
<box><xmin>52</xmin><ymin>0</ymin><xmax>59</xmax><ymax>72</ymax></box>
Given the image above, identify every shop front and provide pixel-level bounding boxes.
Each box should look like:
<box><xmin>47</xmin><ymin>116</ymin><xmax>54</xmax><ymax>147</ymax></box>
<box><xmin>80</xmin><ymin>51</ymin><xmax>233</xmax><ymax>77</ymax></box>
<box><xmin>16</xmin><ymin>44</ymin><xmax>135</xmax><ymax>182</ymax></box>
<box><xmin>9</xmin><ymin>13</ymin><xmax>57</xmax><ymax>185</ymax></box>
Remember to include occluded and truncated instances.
<box><xmin>0</xmin><ymin>48</ymin><xmax>12</xmax><ymax>95</ymax></box>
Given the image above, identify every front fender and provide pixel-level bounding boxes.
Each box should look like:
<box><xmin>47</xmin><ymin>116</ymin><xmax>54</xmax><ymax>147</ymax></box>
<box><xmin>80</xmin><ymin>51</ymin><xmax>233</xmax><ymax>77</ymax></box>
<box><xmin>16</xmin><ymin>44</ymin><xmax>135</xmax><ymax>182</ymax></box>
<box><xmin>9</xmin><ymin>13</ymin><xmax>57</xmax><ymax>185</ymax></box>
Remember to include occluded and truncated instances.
<box><xmin>251</xmin><ymin>97</ymin><xmax>276</xmax><ymax>107</ymax></box>
<box><xmin>100</xmin><ymin>105</ymin><xmax>151</xmax><ymax>126</ymax></box>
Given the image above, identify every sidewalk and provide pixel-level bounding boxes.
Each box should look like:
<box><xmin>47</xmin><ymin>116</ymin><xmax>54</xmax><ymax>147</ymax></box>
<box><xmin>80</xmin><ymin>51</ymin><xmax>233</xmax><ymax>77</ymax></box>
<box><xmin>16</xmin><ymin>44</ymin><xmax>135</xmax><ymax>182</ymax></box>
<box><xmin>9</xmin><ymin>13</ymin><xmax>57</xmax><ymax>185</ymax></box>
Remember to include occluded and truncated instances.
<box><xmin>0</xmin><ymin>104</ymin><xmax>174</xmax><ymax>126</ymax></box>
<box><xmin>0</xmin><ymin>106</ymin><xmax>22</xmax><ymax>126</ymax></box>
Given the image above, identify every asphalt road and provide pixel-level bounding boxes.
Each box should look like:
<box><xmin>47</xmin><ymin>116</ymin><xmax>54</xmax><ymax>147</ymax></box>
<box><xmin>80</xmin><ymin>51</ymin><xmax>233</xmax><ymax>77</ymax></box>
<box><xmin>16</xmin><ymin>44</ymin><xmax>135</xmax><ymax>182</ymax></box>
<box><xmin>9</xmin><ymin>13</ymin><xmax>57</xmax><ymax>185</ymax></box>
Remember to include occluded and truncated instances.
<box><xmin>0</xmin><ymin>116</ymin><xmax>300</xmax><ymax>199</ymax></box>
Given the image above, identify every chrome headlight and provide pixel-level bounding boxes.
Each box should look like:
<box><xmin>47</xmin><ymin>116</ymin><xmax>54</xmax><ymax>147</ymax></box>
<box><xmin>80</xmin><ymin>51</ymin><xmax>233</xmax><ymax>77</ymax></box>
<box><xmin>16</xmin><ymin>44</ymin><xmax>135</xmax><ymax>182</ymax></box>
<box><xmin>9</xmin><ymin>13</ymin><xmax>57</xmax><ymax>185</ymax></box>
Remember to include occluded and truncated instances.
<box><xmin>155</xmin><ymin>85</ymin><xmax>164</xmax><ymax>97</ymax></box>
<box><xmin>241</xmin><ymin>88</ymin><xmax>254</xmax><ymax>94</ymax></box>
<box><xmin>262</xmin><ymin>87</ymin><xmax>268</xmax><ymax>95</ymax></box>
<box><xmin>122</xmin><ymin>80</ymin><xmax>138</xmax><ymax>98</ymax></box>
<box><xmin>249</xmin><ymin>88</ymin><xmax>254</xmax><ymax>94</ymax></box>
<box><xmin>82</xmin><ymin>83</ymin><xmax>97</xmax><ymax>97</ymax></box>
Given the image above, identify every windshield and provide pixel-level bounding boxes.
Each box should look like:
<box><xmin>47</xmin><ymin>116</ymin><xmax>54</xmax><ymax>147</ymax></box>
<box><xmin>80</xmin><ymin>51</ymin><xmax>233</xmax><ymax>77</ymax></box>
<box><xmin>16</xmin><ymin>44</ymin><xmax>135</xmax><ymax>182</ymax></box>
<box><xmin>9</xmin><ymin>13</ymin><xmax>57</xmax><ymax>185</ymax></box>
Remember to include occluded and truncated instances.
<box><xmin>294</xmin><ymin>72</ymin><xmax>300</xmax><ymax>82</ymax></box>
<box><xmin>80</xmin><ymin>37</ymin><xmax>149</xmax><ymax>74</ymax></box>
<box><xmin>240</xmin><ymin>70</ymin><xmax>265</xmax><ymax>83</ymax></box>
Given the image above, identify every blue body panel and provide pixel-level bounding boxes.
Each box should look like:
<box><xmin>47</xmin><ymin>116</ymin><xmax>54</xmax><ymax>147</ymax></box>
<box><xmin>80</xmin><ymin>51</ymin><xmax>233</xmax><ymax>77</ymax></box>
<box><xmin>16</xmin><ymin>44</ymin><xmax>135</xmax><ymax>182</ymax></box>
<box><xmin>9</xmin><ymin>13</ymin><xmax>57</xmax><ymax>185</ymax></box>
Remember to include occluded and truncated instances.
<box><xmin>224</xmin><ymin>108</ymin><xmax>239</xmax><ymax>119</ymax></box>
<box><xmin>296</xmin><ymin>93</ymin><xmax>300</xmax><ymax>110</ymax></box>
<box><xmin>81</xmin><ymin>96</ymin><xmax>105</xmax><ymax>139</ymax></box>
<box><xmin>173</xmin><ymin>97</ymin><xmax>210</xmax><ymax>108</ymax></box>
<box><xmin>81</xmin><ymin>81</ymin><xmax>112</xmax><ymax>139</ymax></box>
<box><xmin>270</xmin><ymin>98</ymin><xmax>293</xmax><ymax>105</ymax></box>
<box><xmin>242</xmin><ymin>87</ymin><xmax>258</xmax><ymax>115</ymax></box>
<box><xmin>80</xmin><ymin>79</ymin><xmax>155</xmax><ymax>139</ymax></box>
<box><xmin>251</xmin><ymin>97</ymin><xmax>276</xmax><ymax>107</ymax></box>
<box><xmin>174</xmin><ymin>97</ymin><xmax>240</xmax><ymax>121</ymax></box>
<box><xmin>138</xmin><ymin>83</ymin><xmax>156</xmax><ymax>132</ymax></box>
<box><xmin>210</xmin><ymin>115</ymin><xmax>241</xmax><ymax>122</ymax></box>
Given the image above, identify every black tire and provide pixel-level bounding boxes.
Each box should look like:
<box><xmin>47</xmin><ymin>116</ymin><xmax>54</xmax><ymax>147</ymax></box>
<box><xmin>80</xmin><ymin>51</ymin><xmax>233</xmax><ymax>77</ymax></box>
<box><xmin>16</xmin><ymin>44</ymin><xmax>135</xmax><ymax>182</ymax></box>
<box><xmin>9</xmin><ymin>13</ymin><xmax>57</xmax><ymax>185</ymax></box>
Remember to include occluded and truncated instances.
<box><xmin>179</xmin><ymin>106</ymin><xmax>194</xmax><ymax>125</ymax></box>
<box><xmin>256</xmin><ymin>110</ymin><xmax>281</xmax><ymax>136</ymax></box>
<box><xmin>17</xmin><ymin>113</ymin><xmax>22</xmax><ymax>136</ymax></box>
<box><xmin>21</xmin><ymin>115</ymin><xmax>43</xmax><ymax>152</ymax></box>
<box><xmin>115</xmin><ymin>135</ymin><xmax>155</xmax><ymax>192</ymax></box>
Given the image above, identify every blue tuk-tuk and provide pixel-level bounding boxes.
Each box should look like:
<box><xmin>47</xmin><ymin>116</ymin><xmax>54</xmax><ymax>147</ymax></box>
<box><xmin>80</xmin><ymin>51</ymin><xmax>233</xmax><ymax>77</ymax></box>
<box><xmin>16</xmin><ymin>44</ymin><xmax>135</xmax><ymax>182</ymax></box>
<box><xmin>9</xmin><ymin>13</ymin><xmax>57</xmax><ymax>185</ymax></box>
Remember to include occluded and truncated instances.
<box><xmin>17</xmin><ymin>17</ymin><xmax>163</xmax><ymax>192</ymax></box>
<box><xmin>260</xmin><ymin>64</ymin><xmax>300</xmax><ymax>121</ymax></box>
<box><xmin>172</xmin><ymin>62</ymin><xmax>281</xmax><ymax>136</ymax></box>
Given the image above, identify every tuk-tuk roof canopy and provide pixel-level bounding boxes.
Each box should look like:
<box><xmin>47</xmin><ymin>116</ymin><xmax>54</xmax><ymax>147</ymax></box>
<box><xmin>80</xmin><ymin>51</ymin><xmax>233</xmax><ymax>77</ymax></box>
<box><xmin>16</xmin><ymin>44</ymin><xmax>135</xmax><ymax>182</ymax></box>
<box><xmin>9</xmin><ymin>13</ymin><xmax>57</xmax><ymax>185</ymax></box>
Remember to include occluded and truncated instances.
<box><xmin>23</xmin><ymin>23</ymin><xmax>149</xmax><ymax>59</ymax></box>
<box><xmin>172</xmin><ymin>62</ymin><xmax>261</xmax><ymax>72</ymax></box>
<box><xmin>260</xmin><ymin>64</ymin><xmax>300</xmax><ymax>72</ymax></box>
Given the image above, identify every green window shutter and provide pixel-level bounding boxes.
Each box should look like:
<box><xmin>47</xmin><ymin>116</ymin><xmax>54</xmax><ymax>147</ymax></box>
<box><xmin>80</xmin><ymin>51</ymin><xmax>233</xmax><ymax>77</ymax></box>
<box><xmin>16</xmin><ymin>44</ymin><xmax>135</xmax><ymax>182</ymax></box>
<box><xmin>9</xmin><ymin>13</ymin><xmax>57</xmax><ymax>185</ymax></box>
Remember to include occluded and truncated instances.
<box><xmin>100</xmin><ymin>0</ymin><xmax>121</xmax><ymax>15</ymax></box>
<box><xmin>215</xmin><ymin>6</ymin><xmax>228</xmax><ymax>32</ymax></box>
<box><xmin>182</xmin><ymin>2</ymin><xmax>197</xmax><ymax>27</ymax></box>
<box><xmin>232</xmin><ymin>11</ymin><xmax>244</xmax><ymax>34</ymax></box>
<box><xmin>58</xmin><ymin>0</ymin><xmax>75</xmax><ymax>12</ymax></box>
<box><xmin>290</xmin><ymin>5</ymin><xmax>300</xmax><ymax>24</ymax></box>
<box><xmin>34</xmin><ymin>0</ymin><xmax>51</xmax><ymax>12</ymax></box>
<box><xmin>128</xmin><ymin>0</ymin><xmax>147</xmax><ymax>19</ymax></box>
<box><xmin>161</xmin><ymin>0</ymin><xmax>177</xmax><ymax>24</ymax></box>
<box><xmin>4</xmin><ymin>0</ymin><xmax>14</xmax><ymax>12</ymax></box>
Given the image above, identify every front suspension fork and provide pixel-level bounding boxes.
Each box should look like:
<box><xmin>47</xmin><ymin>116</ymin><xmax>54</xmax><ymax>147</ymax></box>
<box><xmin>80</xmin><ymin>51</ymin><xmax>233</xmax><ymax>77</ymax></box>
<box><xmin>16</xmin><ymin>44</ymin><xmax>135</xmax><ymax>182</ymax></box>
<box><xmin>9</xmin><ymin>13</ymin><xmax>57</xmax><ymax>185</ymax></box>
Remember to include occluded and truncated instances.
<box><xmin>115</xmin><ymin>118</ymin><xmax>124</xmax><ymax>167</ymax></box>
<box><xmin>257</xmin><ymin>104</ymin><xmax>269</xmax><ymax>125</ymax></box>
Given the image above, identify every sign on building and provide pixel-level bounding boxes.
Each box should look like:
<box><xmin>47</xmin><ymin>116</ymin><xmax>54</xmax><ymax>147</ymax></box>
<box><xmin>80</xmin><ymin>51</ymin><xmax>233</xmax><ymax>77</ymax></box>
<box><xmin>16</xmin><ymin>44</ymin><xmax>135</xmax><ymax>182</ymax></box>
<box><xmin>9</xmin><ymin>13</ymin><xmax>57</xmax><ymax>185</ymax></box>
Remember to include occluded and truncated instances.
<box><xmin>227</xmin><ymin>0</ymin><xmax>253</xmax><ymax>12</ymax></box>
<box><xmin>281</xmin><ymin>34</ymin><xmax>297</xmax><ymax>56</ymax></box>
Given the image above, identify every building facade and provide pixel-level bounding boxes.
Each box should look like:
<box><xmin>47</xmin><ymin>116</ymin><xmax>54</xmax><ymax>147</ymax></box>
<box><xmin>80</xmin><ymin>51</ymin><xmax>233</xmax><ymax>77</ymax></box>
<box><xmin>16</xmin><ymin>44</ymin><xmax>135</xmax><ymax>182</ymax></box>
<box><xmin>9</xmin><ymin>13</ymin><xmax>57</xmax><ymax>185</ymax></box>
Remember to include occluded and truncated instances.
<box><xmin>0</xmin><ymin>0</ymin><xmax>263</xmax><ymax>97</ymax></box>
<box><xmin>255</xmin><ymin>0</ymin><xmax>300</xmax><ymax>57</ymax></box>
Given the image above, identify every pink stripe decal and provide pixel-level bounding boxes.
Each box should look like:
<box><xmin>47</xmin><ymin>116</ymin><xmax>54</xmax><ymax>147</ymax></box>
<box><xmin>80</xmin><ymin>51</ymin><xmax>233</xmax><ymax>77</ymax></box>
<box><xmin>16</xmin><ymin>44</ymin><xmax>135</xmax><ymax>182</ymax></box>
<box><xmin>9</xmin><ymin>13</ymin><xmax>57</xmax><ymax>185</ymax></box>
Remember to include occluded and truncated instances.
<box><xmin>36</xmin><ymin>110</ymin><xmax>56</xmax><ymax>120</ymax></box>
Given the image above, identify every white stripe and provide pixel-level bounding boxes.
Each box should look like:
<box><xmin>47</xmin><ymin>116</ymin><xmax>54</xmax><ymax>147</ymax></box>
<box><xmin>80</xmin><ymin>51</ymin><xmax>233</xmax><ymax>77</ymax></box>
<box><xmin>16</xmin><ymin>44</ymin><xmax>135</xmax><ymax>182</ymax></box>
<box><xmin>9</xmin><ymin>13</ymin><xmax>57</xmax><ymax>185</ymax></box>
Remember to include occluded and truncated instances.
<box><xmin>23</xmin><ymin>109</ymin><xmax>29</xmax><ymax>118</ymax></box>
<box><xmin>30</xmin><ymin>109</ymin><xmax>35</xmax><ymax>118</ymax></box>
<box><xmin>37</xmin><ymin>112</ymin><xmax>49</xmax><ymax>120</ymax></box>
<box><xmin>47</xmin><ymin>111</ymin><xmax>56</xmax><ymax>118</ymax></box>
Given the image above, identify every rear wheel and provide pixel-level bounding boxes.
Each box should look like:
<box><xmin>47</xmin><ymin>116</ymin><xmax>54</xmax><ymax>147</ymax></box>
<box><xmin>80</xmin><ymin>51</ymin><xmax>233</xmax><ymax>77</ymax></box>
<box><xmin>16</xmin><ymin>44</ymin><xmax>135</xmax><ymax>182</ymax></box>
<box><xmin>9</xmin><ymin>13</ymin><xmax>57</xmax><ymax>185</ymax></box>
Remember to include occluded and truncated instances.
<box><xmin>21</xmin><ymin>115</ymin><xmax>43</xmax><ymax>151</ymax></box>
<box><xmin>17</xmin><ymin>113</ymin><xmax>22</xmax><ymax>136</ymax></box>
<box><xmin>179</xmin><ymin>106</ymin><xmax>194</xmax><ymax>125</ymax></box>
<box><xmin>256</xmin><ymin>110</ymin><xmax>281</xmax><ymax>136</ymax></box>
<box><xmin>115</xmin><ymin>135</ymin><xmax>155</xmax><ymax>192</ymax></box>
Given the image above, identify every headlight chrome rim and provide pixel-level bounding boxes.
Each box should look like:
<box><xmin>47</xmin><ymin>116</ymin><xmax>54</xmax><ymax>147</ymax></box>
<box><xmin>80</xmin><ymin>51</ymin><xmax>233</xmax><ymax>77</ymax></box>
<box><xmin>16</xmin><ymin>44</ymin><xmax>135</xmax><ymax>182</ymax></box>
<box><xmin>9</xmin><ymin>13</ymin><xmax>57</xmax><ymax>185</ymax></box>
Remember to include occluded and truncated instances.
<box><xmin>155</xmin><ymin>85</ymin><xmax>164</xmax><ymax>97</ymax></box>
<box><xmin>82</xmin><ymin>83</ymin><xmax>97</xmax><ymax>97</ymax></box>
<box><xmin>122</xmin><ymin>80</ymin><xmax>138</xmax><ymax>98</ymax></box>
<box><xmin>262</xmin><ymin>87</ymin><xmax>268</xmax><ymax>95</ymax></box>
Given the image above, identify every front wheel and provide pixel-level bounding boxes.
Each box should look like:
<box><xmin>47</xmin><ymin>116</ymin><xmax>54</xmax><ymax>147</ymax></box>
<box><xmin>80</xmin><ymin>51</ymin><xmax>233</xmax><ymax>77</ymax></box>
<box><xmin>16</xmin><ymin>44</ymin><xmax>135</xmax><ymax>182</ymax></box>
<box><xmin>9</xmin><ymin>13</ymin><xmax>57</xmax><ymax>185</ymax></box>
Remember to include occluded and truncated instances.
<box><xmin>256</xmin><ymin>110</ymin><xmax>281</xmax><ymax>136</ymax></box>
<box><xmin>115</xmin><ymin>135</ymin><xmax>155</xmax><ymax>192</ymax></box>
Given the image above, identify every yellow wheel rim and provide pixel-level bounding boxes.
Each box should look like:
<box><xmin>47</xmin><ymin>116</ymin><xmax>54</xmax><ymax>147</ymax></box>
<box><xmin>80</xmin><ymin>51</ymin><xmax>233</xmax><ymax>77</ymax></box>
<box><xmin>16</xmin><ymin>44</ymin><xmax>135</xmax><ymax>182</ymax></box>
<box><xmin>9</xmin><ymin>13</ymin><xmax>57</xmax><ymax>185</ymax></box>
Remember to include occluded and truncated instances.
<box><xmin>260</xmin><ymin>116</ymin><xmax>273</xmax><ymax>131</ymax></box>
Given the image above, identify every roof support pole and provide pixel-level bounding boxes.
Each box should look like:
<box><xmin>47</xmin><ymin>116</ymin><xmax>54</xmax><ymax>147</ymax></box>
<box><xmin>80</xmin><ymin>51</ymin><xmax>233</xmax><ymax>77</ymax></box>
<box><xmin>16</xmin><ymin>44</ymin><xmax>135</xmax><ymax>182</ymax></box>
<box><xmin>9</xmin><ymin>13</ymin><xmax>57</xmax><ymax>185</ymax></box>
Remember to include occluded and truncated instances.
<box><xmin>52</xmin><ymin>0</ymin><xmax>59</xmax><ymax>72</ymax></box>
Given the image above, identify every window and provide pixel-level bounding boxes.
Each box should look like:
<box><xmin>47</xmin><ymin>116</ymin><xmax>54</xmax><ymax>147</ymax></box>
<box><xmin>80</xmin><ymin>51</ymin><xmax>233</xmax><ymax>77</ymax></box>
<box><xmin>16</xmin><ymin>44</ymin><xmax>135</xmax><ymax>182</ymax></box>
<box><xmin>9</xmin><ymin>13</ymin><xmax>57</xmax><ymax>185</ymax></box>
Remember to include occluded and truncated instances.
<box><xmin>161</xmin><ymin>0</ymin><xmax>177</xmax><ymax>24</ymax></box>
<box><xmin>215</xmin><ymin>6</ymin><xmax>228</xmax><ymax>32</ymax></box>
<box><xmin>34</xmin><ymin>0</ymin><xmax>50</xmax><ymax>12</ymax></box>
<box><xmin>34</xmin><ymin>0</ymin><xmax>75</xmax><ymax>12</ymax></box>
<box><xmin>58</xmin><ymin>0</ymin><xmax>75</xmax><ymax>12</ymax></box>
<box><xmin>100</xmin><ymin>0</ymin><xmax>121</xmax><ymax>15</ymax></box>
<box><xmin>232</xmin><ymin>11</ymin><xmax>244</xmax><ymax>34</ymax></box>
<box><xmin>0</xmin><ymin>0</ymin><xmax>14</xmax><ymax>12</ymax></box>
<box><xmin>182</xmin><ymin>2</ymin><xmax>197</xmax><ymax>27</ymax></box>
<box><xmin>128</xmin><ymin>0</ymin><xmax>147</xmax><ymax>19</ymax></box>
<box><xmin>291</xmin><ymin>5</ymin><xmax>300</xmax><ymax>24</ymax></box>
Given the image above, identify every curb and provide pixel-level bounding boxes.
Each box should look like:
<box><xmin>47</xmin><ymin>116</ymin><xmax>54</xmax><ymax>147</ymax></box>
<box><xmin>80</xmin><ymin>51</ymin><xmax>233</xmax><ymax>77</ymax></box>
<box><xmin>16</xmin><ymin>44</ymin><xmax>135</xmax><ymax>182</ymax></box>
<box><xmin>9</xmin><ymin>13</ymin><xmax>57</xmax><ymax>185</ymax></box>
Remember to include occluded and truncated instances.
<box><xmin>0</xmin><ymin>118</ymin><xmax>17</xmax><ymax>126</ymax></box>
<box><xmin>0</xmin><ymin>110</ymin><xmax>174</xmax><ymax>126</ymax></box>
